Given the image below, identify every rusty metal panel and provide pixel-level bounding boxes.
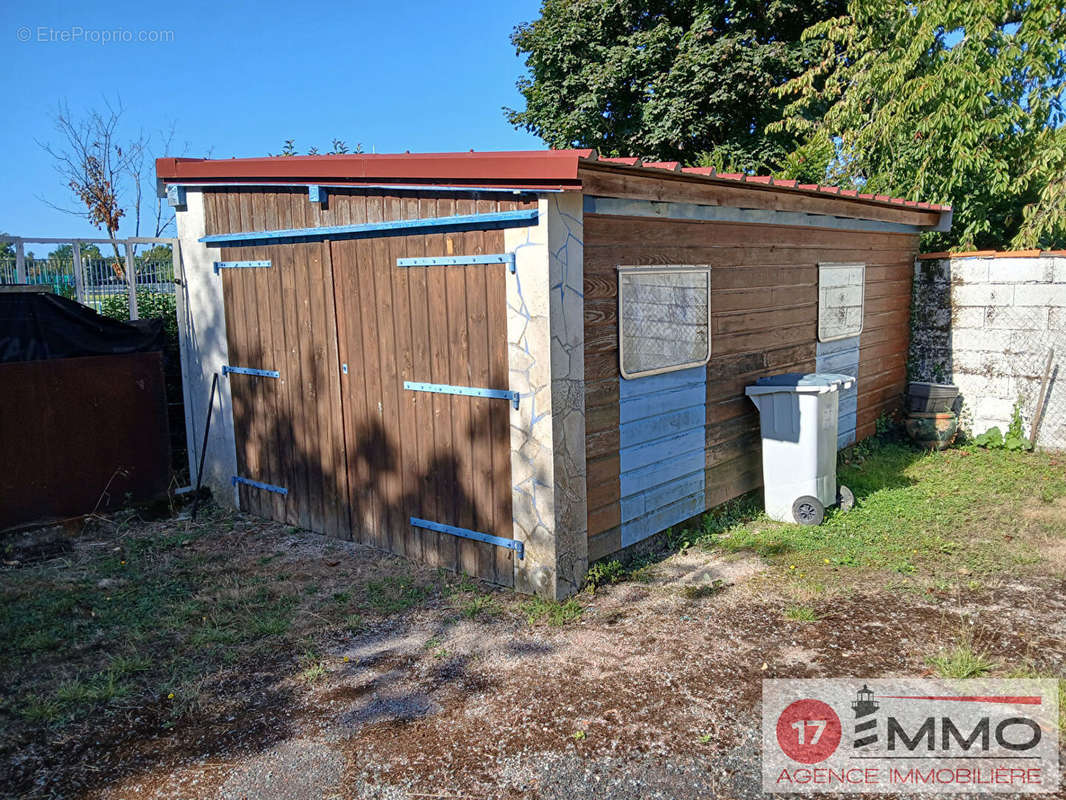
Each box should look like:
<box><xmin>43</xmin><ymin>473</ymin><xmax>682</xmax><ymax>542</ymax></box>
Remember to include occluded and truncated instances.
<box><xmin>0</xmin><ymin>352</ymin><xmax>170</xmax><ymax>530</ymax></box>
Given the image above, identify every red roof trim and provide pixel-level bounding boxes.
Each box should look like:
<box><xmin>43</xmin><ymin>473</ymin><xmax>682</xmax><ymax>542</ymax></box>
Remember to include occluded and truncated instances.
<box><xmin>918</xmin><ymin>249</ymin><xmax>1060</xmax><ymax>260</ymax></box>
<box><xmin>642</xmin><ymin>161</ymin><xmax>681</xmax><ymax>171</ymax></box>
<box><xmin>156</xmin><ymin>148</ymin><xmax>946</xmax><ymax>215</ymax></box>
<box><xmin>156</xmin><ymin>149</ymin><xmax>593</xmax><ymax>189</ymax></box>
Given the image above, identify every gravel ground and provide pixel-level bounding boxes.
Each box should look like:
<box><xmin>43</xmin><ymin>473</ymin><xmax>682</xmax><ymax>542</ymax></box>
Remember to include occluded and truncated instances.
<box><xmin>82</xmin><ymin>556</ymin><xmax>1065</xmax><ymax>800</ymax></box>
<box><xmin>4</xmin><ymin>511</ymin><xmax>1064</xmax><ymax>800</ymax></box>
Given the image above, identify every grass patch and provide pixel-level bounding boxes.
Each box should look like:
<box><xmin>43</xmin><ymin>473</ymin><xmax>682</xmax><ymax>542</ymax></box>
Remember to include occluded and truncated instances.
<box><xmin>681</xmin><ymin>579</ymin><xmax>729</xmax><ymax>600</ymax></box>
<box><xmin>297</xmin><ymin>652</ymin><xmax>328</xmax><ymax>684</ymax></box>
<box><xmin>783</xmin><ymin>605</ymin><xmax>820</xmax><ymax>622</ymax></box>
<box><xmin>584</xmin><ymin>559</ymin><xmax>628</xmax><ymax>590</ymax></box>
<box><xmin>0</xmin><ymin>504</ymin><xmax>443</xmax><ymax>740</ymax></box>
<box><xmin>927</xmin><ymin>641</ymin><xmax>996</xmax><ymax>679</ymax></box>
<box><xmin>458</xmin><ymin>594</ymin><xmax>501</xmax><ymax>620</ymax></box>
<box><xmin>679</xmin><ymin>441</ymin><xmax>1066</xmax><ymax>590</ymax></box>
<box><xmin>363</xmin><ymin>576</ymin><xmax>431</xmax><ymax>614</ymax></box>
<box><xmin>520</xmin><ymin>596</ymin><xmax>584</xmax><ymax>626</ymax></box>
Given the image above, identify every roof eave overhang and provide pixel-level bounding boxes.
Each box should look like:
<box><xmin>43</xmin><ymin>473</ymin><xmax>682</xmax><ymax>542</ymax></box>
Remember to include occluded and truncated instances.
<box><xmin>576</xmin><ymin>161</ymin><xmax>948</xmax><ymax>230</ymax></box>
<box><xmin>156</xmin><ymin>151</ymin><xmax>589</xmax><ymax>193</ymax></box>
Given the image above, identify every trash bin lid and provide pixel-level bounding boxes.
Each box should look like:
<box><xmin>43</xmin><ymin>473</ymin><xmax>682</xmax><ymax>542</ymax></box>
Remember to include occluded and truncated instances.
<box><xmin>744</xmin><ymin>372</ymin><xmax>855</xmax><ymax>396</ymax></box>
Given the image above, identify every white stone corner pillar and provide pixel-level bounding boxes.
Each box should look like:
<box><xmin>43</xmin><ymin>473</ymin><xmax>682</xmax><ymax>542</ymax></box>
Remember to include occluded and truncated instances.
<box><xmin>174</xmin><ymin>189</ymin><xmax>239</xmax><ymax>508</ymax></box>
<box><xmin>504</xmin><ymin>194</ymin><xmax>588</xmax><ymax>599</ymax></box>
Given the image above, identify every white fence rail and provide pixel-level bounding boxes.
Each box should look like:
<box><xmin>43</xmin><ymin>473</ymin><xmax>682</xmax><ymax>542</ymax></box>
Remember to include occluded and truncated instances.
<box><xmin>0</xmin><ymin>236</ymin><xmax>178</xmax><ymax>318</ymax></box>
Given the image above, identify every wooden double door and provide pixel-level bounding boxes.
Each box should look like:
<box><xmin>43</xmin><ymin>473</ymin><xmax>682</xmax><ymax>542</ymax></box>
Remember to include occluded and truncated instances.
<box><xmin>218</xmin><ymin>197</ymin><xmax>515</xmax><ymax>585</ymax></box>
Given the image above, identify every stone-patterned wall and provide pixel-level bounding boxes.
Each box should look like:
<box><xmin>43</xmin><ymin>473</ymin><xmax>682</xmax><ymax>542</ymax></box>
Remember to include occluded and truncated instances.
<box><xmin>504</xmin><ymin>194</ymin><xmax>588</xmax><ymax>598</ymax></box>
<box><xmin>911</xmin><ymin>254</ymin><xmax>1066</xmax><ymax>449</ymax></box>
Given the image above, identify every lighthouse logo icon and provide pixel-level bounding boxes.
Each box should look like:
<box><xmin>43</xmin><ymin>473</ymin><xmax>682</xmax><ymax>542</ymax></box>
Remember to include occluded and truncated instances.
<box><xmin>851</xmin><ymin>684</ymin><xmax>879</xmax><ymax>748</ymax></box>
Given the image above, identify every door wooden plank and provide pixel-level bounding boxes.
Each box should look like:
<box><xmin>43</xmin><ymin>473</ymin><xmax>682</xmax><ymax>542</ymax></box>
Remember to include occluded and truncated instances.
<box><xmin>406</xmin><ymin>199</ymin><xmax>444</xmax><ymax>565</ymax></box>
<box><xmin>249</xmin><ymin>191</ymin><xmax>287</xmax><ymax>523</ymax></box>
<box><xmin>289</xmin><ymin>194</ymin><xmax>328</xmax><ymax>530</ymax></box>
<box><xmin>424</xmin><ymin>196</ymin><xmax>459</xmax><ymax>570</ymax></box>
<box><xmin>317</xmin><ymin>239</ymin><xmax>348</xmax><ymax>537</ymax></box>
<box><xmin>458</xmin><ymin>195</ymin><xmax>495</xmax><ymax>581</ymax></box>
<box><xmin>481</xmin><ymin>197</ymin><xmax>514</xmax><ymax>586</ymax></box>
<box><xmin>386</xmin><ymin>195</ymin><xmax>419</xmax><ymax>560</ymax></box>
<box><xmin>357</xmin><ymin>195</ymin><xmax>389</xmax><ymax>550</ymax></box>
<box><xmin>271</xmin><ymin>192</ymin><xmax>310</xmax><ymax>529</ymax></box>
<box><xmin>370</xmin><ymin>194</ymin><xmax>404</xmax><ymax>553</ymax></box>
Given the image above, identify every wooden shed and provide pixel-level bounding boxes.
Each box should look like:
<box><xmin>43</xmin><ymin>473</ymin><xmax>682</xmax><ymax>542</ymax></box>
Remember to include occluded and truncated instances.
<box><xmin>159</xmin><ymin>150</ymin><xmax>950</xmax><ymax>598</ymax></box>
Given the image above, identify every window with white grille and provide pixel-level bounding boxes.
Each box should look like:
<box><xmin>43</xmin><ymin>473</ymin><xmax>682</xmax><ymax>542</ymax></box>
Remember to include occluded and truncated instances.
<box><xmin>818</xmin><ymin>263</ymin><xmax>865</xmax><ymax>342</ymax></box>
<box><xmin>617</xmin><ymin>266</ymin><xmax>711</xmax><ymax>379</ymax></box>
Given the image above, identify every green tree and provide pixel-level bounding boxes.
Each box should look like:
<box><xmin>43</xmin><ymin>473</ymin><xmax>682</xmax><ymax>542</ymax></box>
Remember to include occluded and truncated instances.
<box><xmin>46</xmin><ymin>243</ymin><xmax>104</xmax><ymax>262</ymax></box>
<box><xmin>507</xmin><ymin>0</ymin><xmax>846</xmax><ymax>172</ymax></box>
<box><xmin>773</xmin><ymin>0</ymin><xmax>1066</xmax><ymax>250</ymax></box>
<box><xmin>137</xmin><ymin>244</ymin><xmax>173</xmax><ymax>265</ymax></box>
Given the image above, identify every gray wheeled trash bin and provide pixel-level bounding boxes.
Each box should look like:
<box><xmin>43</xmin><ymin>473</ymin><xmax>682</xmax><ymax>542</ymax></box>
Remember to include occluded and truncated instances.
<box><xmin>744</xmin><ymin>373</ymin><xmax>855</xmax><ymax>525</ymax></box>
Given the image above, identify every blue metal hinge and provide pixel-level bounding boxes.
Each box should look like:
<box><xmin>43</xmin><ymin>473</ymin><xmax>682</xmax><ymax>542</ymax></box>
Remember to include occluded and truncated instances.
<box><xmin>404</xmin><ymin>381</ymin><xmax>519</xmax><ymax>409</ymax></box>
<box><xmin>410</xmin><ymin>517</ymin><xmax>523</xmax><ymax>559</ymax></box>
<box><xmin>222</xmin><ymin>365</ymin><xmax>280</xmax><ymax>379</ymax></box>
<box><xmin>396</xmin><ymin>253</ymin><xmax>516</xmax><ymax>274</ymax></box>
<box><xmin>213</xmin><ymin>259</ymin><xmax>272</xmax><ymax>275</ymax></box>
<box><xmin>167</xmin><ymin>185</ymin><xmax>187</xmax><ymax>209</ymax></box>
<box><xmin>232</xmin><ymin>476</ymin><xmax>289</xmax><ymax>495</ymax></box>
<box><xmin>308</xmin><ymin>185</ymin><xmax>327</xmax><ymax>206</ymax></box>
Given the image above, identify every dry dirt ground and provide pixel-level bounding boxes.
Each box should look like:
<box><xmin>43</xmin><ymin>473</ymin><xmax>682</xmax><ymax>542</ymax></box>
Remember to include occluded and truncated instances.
<box><xmin>2</xmin><ymin>501</ymin><xmax>1065</xmax><ymax>800</ymax></box>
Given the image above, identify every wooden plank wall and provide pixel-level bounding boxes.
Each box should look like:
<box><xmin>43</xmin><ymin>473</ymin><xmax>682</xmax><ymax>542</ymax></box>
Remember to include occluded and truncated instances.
<box><xmin>203</xmin><ymin>187</ymin><xmax>532</xmax><ymax>585</ymax></box>
<box><xmin>329</xmin><ymin>193</ymin><xmax>523</xmax><ymax>587</ymax></box>
<box><xmin>206</xmin><ymin>188</ymin><xmax>348</xmax><ymax>536</ymax></box>
<box><xmin>584</xmin><ymin>215</ymin><xmax>918</xmax><ymax>561</ymax></box>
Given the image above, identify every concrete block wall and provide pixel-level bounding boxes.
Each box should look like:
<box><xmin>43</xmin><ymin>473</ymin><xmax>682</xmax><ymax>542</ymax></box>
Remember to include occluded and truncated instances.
<box><xmin>911</xmin><ymin>253</ymin><xmax>1065</xmax><ymax>450</ymax></box>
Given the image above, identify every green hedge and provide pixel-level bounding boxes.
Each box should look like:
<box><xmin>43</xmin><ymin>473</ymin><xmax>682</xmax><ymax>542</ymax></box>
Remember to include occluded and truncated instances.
<box><xmin>99</xmin><ymin>291</ymin><xmax>178</xmax><ymax>345</ymax></box>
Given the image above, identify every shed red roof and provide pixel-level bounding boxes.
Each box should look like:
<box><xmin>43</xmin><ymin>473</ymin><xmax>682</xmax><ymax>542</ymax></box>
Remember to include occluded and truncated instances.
<box><xmin>156</xmin><ymin>148</ymin><xmax>950</xmax><ymax>213</ymax></box>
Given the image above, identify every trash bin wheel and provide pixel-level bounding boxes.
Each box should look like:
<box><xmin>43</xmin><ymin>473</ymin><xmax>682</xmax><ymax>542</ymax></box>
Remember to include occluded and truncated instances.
<box><xmin>836</xmin><ymin>485</ymin><xmax>855</xmax><ymax>512</ymax></box>
<box><xmin>792</xmin><ymin>496</ymin><xmax>825</xmax><ymax>526</ymax></box>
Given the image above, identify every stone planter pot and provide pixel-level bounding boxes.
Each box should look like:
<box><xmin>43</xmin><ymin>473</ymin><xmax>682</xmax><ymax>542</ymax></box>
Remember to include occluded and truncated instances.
<box><xmin>905</xmin><ymin>411</ymin><xmax>958</xmax><ymax>450</ymax></box>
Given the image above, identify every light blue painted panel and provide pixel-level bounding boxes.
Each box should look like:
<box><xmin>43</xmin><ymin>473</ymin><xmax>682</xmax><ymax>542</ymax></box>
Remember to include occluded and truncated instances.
<box><xmin>619</xmin><ymin>366</ymin><xmax>706</xmax><ymax>398</ymax></box>
<box><xmin>619</xmin><ymin>367</ymin><xmax>707</xmax><ymax>547</ymax></box>
<box><xmin>619</xmin><ymin>447</ymin><xmax>705</xmax><ymax>497</ymax></box>
<box><xmin>818</xmin><ymin>348</ymin><xmax>859</xmax><ymax>374</ymax></box>
<box><xmin>620</xmin><ymin>386</ymin><xmax>706</xmax><ymax>425</ymax></box>
<box><xmin>621</xmin><ymin>470</ymin><xmax>705</xmax><ymax>524</ymax></box>
<box><xmin>817</xmin><ymin>334</ymin><xmax>860</xmax><ymax>449</ymax></box>
<box><xmin>618</xmin><ymin>428</ymin><xmax>707</xmax><ymax>471</ymax></box>
<box><xmin>838</xmin><ymin>413</ymin><xmax>858</xmax><ymax>449</ymax></box>
<box><xmin>816</xmin><ymin>336</ymin><xmax>860</xmax><ymax>357</ymax></box>
<box><xmin>620</xmin><ymin>404</ymin><xmax>706</xmax><ymax>448</ymax></box>
<box><xmin>621</xmin><ymin>491</ymin><xmax>707</xmax><ymax>548</ymax></box>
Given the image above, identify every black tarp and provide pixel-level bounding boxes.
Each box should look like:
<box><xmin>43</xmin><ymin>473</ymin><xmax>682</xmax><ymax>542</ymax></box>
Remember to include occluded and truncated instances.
<box><xmin>0</xmin><ymin>290</ymin><xmax>164</xmax><ymax>363</ymax></box>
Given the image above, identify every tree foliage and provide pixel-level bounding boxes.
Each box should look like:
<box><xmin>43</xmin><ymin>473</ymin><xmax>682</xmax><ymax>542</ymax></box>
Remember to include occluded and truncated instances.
<box><xmin>273</xmin><ymin>139</ymin><xmax>364</xmax><ymax>156</ymax></box>
<box><xmin>774</xmin><ymin>0</ymin><xmax>1066</xmax><ymax>250</ymax></box>
<box><xmin>46</xmin><ymin>243</ymin><xmax>104</xmax><ymax>262</ymax></box>
<box><xmin>507</xmin><ymin>0</ymin><xmax>846</xmax><ymax>172</ymax></box>
<box><xmin>37</xmin><ymin>100</ymin><xmax>188</xmax><ymax>269</ymax></box>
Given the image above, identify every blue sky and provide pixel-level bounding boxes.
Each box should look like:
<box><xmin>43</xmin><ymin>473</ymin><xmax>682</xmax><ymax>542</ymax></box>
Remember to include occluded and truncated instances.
<box><xmin>1</xmin><ymin>0</ymin><xmax>543</xmax><ymax>239</ymax></box>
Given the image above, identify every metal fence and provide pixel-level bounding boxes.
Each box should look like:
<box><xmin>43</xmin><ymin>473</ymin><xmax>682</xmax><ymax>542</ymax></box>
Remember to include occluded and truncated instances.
<box><xmin>0</xmin><ymin>239</ymin><xmax>176</xmax><ymax>316</ymax></box>
<box><xmin>976</xmin><ymin>304</ymin><xmax>1063</xmax><ymax>451</ymax></box>
<box><xmin>910</xmin><ymin>259</ymin><xmax>1063</xmax><ymax>451</ymax></box>
<box><xmin>0</xmin><ymin>255</ymin><xmax>175</xmax><ymax>313</ymax></box>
